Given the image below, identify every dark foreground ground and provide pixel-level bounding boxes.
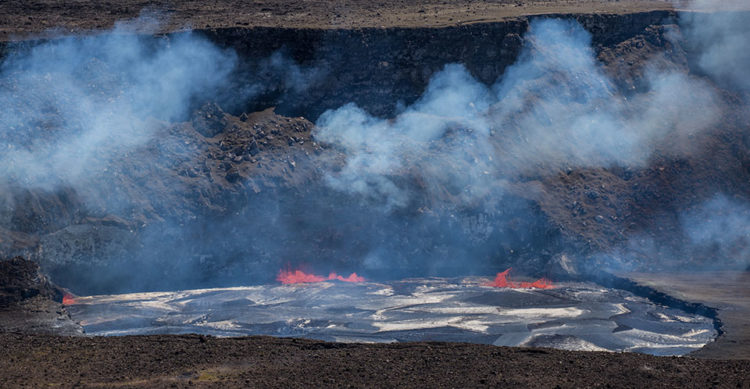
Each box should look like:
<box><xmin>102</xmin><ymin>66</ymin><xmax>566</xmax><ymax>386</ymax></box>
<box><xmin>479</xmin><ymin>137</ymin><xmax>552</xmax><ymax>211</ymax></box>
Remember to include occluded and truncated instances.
<box><xmin>2</xmin><ymin>332</ymin><xmax>749</xmax><ymax>388</ymax></box>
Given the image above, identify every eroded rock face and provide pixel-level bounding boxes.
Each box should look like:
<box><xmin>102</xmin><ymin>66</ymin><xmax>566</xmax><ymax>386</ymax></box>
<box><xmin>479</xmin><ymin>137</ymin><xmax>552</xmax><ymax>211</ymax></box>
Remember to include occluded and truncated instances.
<box><xmin>204</xmin><ymin>12</ymin><xmax>676</xmax><ymax>119</ymax></box>
<box><xmin>0</xmin><ymin>257</ymin><xmax>82</xmax><ymax>335</ymax></box>
<box><xmin>210</xmin><ymin>12</ymin><xmax>678</xmax><ymax>119</ymax></box>
<box><xmin>38</xmin><ymin>223</ymin><xmax>136</xmax><ymax>266</ymax></box>
<box><xmin>0</xmin><ymin>256</ymin><xmax>63</xmax><ymax>306</ymax></box>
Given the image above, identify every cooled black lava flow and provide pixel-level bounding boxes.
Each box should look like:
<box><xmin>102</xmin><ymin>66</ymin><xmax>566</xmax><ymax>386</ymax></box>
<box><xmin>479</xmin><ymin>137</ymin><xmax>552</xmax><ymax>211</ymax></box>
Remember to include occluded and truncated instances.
<box><xmin>580</xmin><ymin>271</ymin><xmax>723</xmax><ymax>337</ymax></box>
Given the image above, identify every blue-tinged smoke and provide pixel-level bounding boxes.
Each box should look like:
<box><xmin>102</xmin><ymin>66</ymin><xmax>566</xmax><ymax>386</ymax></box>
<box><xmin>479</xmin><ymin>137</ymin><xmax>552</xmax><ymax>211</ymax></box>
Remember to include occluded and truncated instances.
<box><xmin>679</xmin><ymin>0</ymin><xmax>750</xmax><ymax>94</ymax></box>
<box><xmin>681</xmin><ymin>195</ymin><xmax>750</xmax><ymax>269</ymax></box>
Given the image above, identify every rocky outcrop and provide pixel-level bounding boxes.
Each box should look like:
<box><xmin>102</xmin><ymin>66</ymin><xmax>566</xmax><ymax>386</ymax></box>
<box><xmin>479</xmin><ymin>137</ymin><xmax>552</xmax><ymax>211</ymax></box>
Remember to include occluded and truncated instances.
<box><xmin>0</xmin><ymin>256</ymin><xmax>63</xmax><ymax>307</ymax></box>
<box><xmin>0</xmin><ymin>257</ymin><xmax>82</xmax><ymax>334</ymax></box>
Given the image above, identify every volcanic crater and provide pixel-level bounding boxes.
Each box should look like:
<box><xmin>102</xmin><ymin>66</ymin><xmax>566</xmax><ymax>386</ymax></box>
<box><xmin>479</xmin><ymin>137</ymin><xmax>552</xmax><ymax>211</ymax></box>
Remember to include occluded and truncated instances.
<box><xmin>1</xmin><ymin>0</ymin><xmax>750</xmax><ymax>387</ymax></box>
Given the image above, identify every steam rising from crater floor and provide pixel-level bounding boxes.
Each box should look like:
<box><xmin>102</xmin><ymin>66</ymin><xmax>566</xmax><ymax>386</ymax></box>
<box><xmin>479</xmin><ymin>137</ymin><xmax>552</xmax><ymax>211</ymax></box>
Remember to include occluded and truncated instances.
<box><xmin>0</xmin><ymin>7</ymin><xmax>748</xmax><ymax>293</ymax></box>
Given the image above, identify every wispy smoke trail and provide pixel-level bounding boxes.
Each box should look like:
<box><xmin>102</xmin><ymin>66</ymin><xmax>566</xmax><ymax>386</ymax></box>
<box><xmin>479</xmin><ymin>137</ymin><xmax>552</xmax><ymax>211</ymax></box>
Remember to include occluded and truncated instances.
<box><xmin>681</xmin><ymin>195</ymin><xmax>750</xmax><ymax>269</ymax></box>
<box><xmin>678</xmin><ymin>0</ymin><xmax>750</xmax><ymax>94</ymax></box>
<box><xmin>591</xmin><ymin>194</ymin><xmax>750</xmax><ymax>273</ymax></box>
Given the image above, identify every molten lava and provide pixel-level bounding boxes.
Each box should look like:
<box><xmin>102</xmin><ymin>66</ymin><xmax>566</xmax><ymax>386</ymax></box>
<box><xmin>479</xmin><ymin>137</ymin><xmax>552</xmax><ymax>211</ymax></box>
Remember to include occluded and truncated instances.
<box><xmin>277</xmin><ymin>269</ymin><xmax>365</xmax><ymax>284</ymax></box>
<box><xmin>62</xmin><ymin>293</ymin><xmax>75</xmax><ymax>305</ymax></box>
<box><xmin>486</xmin><ymin>268</ymin><xmax>554</xmax><ymax>289</ymax></box>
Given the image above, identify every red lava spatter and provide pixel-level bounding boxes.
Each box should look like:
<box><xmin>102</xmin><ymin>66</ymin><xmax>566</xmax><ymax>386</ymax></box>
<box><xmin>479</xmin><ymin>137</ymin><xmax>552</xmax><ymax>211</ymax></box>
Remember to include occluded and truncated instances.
<box><xmin>62</xmin><ymin>293</ymin><xmax>75</xmax><ymax>305</ymax></box>
<box><xmin>277</xmin><ymin>269</ymin><xmax>365</xmax><ymax>284</ymax></box>
<box><xmin>486</xmin><ymin>268</ymin><xmax>554</xmax><ymax>289</ymax></box>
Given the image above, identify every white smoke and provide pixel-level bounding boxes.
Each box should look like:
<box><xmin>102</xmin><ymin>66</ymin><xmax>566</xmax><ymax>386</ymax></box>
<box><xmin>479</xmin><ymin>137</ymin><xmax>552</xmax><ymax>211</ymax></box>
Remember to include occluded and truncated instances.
<box><xmin>315</xmin><ymin>19</ymin><xmax>722</xmax><ymax>209</ymax></box>
<box><xmin>0</xmin><ymin>18</ymin><xmax>238</xmax><ymax>191</ymax></box>
<box><xmin>681</xmin><ymin>195</ymin><xmax>750</xmax><ymax>269</ymax></box>
<box><xmin>678</xmin><ymin>0</ymin><xmax>750</xmax><ymax>94</ymax></box>
<box><xmin>316</xmin><ymin>64</ymin><xmax>496</xmax><ymax>209</ymax></box>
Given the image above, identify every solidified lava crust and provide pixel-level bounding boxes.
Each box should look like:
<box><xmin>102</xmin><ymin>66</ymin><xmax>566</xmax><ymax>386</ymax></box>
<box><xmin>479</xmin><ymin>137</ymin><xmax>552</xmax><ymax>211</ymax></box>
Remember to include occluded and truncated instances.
<box><xmin>589</xmin><ymin>271</ymin><xmax>724</xmax><ymax>336</ymax></box>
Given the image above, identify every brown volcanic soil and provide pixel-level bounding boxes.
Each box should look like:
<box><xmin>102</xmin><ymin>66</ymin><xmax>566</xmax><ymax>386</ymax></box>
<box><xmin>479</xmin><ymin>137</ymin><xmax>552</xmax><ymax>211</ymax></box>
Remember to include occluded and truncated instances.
<box><xmin>2</xmin><ymin>332</ymin><xmax>750</xmax><ymax>388</ymax></box>
<box><xmin>0</xmin><ymin>0</ymin><xmax>682</xmax><ymax>40</ymax></box>
<box><xmin>1</xmin><ymin>0</ymin><xmax>745</xmax><ymax>40</ymax></box>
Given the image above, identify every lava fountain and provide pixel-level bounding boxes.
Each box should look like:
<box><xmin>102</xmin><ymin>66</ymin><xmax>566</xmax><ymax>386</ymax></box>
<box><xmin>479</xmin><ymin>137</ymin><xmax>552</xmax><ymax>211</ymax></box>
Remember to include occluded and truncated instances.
<box><xmin>277</xmin><ymin>269</ymin><xmax>365</xmax><ymax>284</ymax></box>
<box><xmin>62</xmin><ymin>293</ymin><xmax>76</xmax><ymax>306</ymax></box>
<box><xmin>485</xmin><ymin>268</ymin><xmax>554</xmax><ymax>289</ymax></box>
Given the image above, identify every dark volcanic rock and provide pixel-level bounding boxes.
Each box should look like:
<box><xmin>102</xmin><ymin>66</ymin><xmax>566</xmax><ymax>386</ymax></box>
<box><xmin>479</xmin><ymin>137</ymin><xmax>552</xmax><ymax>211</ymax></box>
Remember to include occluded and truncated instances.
<box><xmin>0</xmin><ymin>256</ymin><xmax>63</xmax><ymax>307</ymax></box>
<box><xmin>1</xmin><ymin>333</ymin><xmax>749</xmax><ymax>387</ymax></box>
<box><xmin>202</xmin><ymin>11</ymin><xmax>674</xmax><ymax>119</ymax></box>
<box><xmin>191</xmin><ymin>102</ymin><xmax>229</xmax><ymax>138</ymax></box>
<box><xmin>0</xmin><ymin>256</ymin><xmax>82</xmax><ymax>335</ymax></box>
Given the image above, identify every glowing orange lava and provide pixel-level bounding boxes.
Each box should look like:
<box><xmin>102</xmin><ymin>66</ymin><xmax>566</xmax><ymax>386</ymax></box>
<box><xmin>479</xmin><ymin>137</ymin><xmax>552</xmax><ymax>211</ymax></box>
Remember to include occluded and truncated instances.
<box><xmin>277</xmin><ymin>269</ymin><xmax>365</xmax><ymax>284</ymax></box>
<box><xmin>62</xmin><ymin>293</ymin><xmax>75</xmax><ymax>305</ymax></box>
<box><xmin>486</xmin><ymin>268</ymin><xmax>554</xmax><ymax>289</ymax></box>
